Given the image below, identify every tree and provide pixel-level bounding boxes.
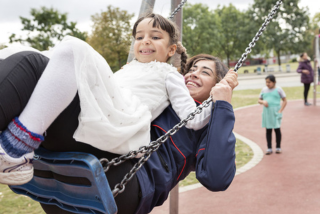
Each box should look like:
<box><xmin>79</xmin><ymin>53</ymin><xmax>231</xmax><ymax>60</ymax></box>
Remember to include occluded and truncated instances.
<box><xmin>87</xmin><ymin>6</ymin><xmax>134</xmax><ymax>71</ymax></box>
<box><xmin>182</xmin><ymin>3</ymin><xmax>217</xmax><ymax>57</ymax></box>
<box><xmin>183</xmin><ymin>3</ymin><xmax>260</xmax><ymax>67</ymax></box>
<box><xmin>212</xmin><ymin>4</ymin><xmax>262</xmax><ymax>67</ymax></box>
<box><xmin>0</xmin><ymin>44</ymin><xmax>7</xmax><ymax>50</ymax></box>
<box><xmin>9</xmin><ymin>7</ymin><xmax>87</xmax><ymax>51</ymax></box>
<box><xmin>252</xmin><ymin>0</ymin><xmax>312</xmax><ymax>65</ymax></box>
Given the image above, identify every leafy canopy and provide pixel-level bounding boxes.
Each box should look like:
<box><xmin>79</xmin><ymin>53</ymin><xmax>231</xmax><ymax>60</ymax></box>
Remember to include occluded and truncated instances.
<box><xmin>9</xmin><ymin>7</ymin><xmax>87</xmax><ymax>51</ymax></box>
<box><xmin>87</xmin><ymin>5</ymin><xmax>134</xmax><ymax>71</ymax></box>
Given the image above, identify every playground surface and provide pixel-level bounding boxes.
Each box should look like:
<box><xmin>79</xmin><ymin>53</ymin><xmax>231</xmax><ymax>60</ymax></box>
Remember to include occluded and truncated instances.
<box><xmin>151</xmin><ymin>100</ymin><xmax>320</xmax><ymax>214</ymax></box>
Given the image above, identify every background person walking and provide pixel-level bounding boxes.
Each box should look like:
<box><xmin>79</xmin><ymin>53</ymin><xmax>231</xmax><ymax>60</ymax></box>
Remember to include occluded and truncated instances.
<box><xmin>297</xmin><ymin>52</ymin><xmax>314</xmax><ymax>106</ymax></box>
<box><xmin>258</xmin><ymin>75</ymin><xmax>287</xmax><ymax>155</ymax></box>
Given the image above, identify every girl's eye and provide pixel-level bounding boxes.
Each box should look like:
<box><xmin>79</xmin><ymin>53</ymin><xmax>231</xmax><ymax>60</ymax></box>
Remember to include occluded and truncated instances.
<box><xmin>136</xmin><ymin>37</ymin><xmax>143</xmax><ymax>40</ymax></box>
<box><xmin>152</xmin><ymin>37</ymin><xmax>160</xmax><ymax>40</ymax></box>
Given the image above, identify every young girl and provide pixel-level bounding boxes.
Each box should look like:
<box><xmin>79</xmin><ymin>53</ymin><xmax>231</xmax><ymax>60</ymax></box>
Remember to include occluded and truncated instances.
<box><xmin>0</xmin><ymin>13</ymin><xmax>236</xmax><ymax>185</ymax></box>
<box><xmin>258</xmin><ymin>75</ymin><xmax>287</xmax><ymax>155</ymax></box>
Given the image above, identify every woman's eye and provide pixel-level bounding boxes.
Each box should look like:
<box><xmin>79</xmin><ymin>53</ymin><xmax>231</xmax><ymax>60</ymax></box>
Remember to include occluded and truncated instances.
<box><xmin>152</xmin><ymin>37</ymin><xmax>160</xmax><ymax>40</ymax></box>
<box><xmin>136</xmin><ymin>37</ymin><xmax>143</xmax><ymax>40</ymax></box>
<box><xmin>202</xmin><ymin>71</ymin><xmax>210</xmax><ymax>75</ymax></box>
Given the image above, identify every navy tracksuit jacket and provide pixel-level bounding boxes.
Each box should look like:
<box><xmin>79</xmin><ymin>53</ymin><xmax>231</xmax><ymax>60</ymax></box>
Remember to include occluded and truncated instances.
<box><xmin>135</xmin><ymin>100</ymin><xmax>236</xmax><ymax>214</ymax></box>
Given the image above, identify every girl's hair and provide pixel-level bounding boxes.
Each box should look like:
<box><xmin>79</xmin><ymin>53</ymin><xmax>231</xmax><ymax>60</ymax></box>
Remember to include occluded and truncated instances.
<box><xmin>184</xmin><ymin>54</ymin><xmax>229</xmax><ymax>83</ymax></box>
<box><xmin>265</xmin><ymin>74</ymin><xmax>276</xmax><ymax>83</ymax></box>
<box><xmin>132</xmin><ymin>13</ymin><xmax>188</xmax><ymax>74</ymax></box>
<box><xmin>300</xmin><ymin>52</ymin><xmax>306</xmax><ymax>58</ymax></box>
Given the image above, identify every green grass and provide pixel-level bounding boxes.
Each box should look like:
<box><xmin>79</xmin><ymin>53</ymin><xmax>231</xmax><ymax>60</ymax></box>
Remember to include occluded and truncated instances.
<box><xmin>236</xmin><ymin>62</ymin><xmax>300</xmax><ymax>74</ymax></box>
<box><xmin>0</xmin><ymin>184</ymin><xmax>45</xmax><ymax>214</ymax></box>
<box><xmin>232</xmin><ymin>85</ymin><xmax>320</xmax><ymax>109</ymax></box>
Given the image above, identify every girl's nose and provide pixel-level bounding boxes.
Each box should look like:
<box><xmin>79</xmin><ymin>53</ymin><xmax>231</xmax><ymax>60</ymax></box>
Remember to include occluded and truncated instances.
<box><xmin>142</xmin><ymin>37</ymin><xmax>151</xmax><ymax>45</ymax></box>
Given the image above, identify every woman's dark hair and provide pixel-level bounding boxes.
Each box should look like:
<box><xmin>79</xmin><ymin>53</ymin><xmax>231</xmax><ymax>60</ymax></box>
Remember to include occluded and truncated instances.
<box><xmin>265</xmin><ymin>74</ymin><xmax>276</xmax><ymax>83</ymax></box>
<box><xmin>132</xmin><ymin>13</ymin><xmax>187</xmax><ymax>73</ymax></box>
<box><xmin>184</xmin><ymin>54</ymin><xmax>229</xmax><ymax>83</ymax></box>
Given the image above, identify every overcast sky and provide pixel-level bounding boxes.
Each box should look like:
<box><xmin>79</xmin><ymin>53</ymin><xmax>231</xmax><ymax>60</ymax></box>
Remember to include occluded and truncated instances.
<box><xmin>0</xmin><ymin>0</ymin><xmax>319</xmax><ymax>45</ymax></box>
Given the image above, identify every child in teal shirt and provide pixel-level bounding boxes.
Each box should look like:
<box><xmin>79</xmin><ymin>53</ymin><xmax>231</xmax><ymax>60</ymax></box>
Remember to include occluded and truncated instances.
<box><xmin>258</xmin><ymin>75</ymin><xmax>287</xmax><ymax>155</ymax></box>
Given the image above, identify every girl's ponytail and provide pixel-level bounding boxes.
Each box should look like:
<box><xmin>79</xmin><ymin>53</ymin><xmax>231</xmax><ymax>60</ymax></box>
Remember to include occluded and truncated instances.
<box><xmin>176</xmin><ymin>42</ymin><xmax>188</xmax><ymax>74</ymax></box>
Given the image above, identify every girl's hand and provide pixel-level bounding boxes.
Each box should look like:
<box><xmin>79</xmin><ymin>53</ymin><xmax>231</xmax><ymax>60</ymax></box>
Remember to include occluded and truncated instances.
<box><xmin>210</xmin><ymin>79</ymin><xmax>232</xmax><ymax>104</ymax></box>
<box><xmin>223</xmin><ymin>69</ymin><xmax>238</xmax><ymax>90</ymax></box>
<box><xmin>302</xmin><ymin>69</ymin><xmax>310</xmax><ymax>74</ymax></box>
<box><xmin>263</xmin><ymin>100</ymin><xmax>269</xmax><ymax>107</ymax></box>
<box><xmin>278</xmin><ymin>111</ymin><xmax>282</xmax><ymax>113</ymax></box>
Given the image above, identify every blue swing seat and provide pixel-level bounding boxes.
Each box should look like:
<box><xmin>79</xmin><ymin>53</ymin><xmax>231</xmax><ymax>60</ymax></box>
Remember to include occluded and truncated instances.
<box><xmin>9</xmin><ymin>147</ymin><xmax>118</xmax><ymax>214</ymax></box>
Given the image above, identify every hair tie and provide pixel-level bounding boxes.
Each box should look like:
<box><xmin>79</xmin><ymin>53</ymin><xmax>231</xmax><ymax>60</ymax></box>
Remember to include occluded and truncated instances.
<box><xmin>176</xmin><ymin>41</ymin><xmax>187</xmax><ymax>55</ymax></box>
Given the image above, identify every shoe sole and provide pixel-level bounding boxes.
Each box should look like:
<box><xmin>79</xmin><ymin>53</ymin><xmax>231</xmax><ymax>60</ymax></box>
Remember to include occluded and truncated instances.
<box><xmin>0</xmin><ymin>167</ymin><xmax>33</xmax><ymax>185</ymax></box>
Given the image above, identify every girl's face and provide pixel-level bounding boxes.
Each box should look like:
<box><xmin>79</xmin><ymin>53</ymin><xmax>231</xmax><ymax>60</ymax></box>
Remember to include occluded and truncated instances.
<box><xmin>184</xmin><ymin>60</ymin><xmax>217</xmax><ymax>102</ymax></box>
<box><xmin>266</xmin><ymin>78</ymin><xmax>275</xmax><ymax>89</ymax></box>
<box><xmin>134</xmin><ymin>18</ymin><xmax>177</xmax><ymax>63</ymax></box>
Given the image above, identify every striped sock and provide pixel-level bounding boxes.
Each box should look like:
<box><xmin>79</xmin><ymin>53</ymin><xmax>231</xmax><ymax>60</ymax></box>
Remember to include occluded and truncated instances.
<box><xmin>0</xmin><ymin>117</ymin><xmax>44</xmax><ymax>158</ymax></box>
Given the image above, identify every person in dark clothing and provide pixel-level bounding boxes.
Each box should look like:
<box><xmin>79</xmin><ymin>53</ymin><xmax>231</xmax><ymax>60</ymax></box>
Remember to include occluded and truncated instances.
<box><xmin>0</xmin><ymin>51</ymin><xmax>237</xmax><ymax>214</ymax></box>
<box><xmin>296</xmin><ymin>52</ymin><xmax>314</xmax><ymax>106</ymax></box>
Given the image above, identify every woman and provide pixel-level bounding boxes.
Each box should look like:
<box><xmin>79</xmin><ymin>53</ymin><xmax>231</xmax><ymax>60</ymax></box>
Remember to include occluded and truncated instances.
<box><xmin>0</xmin><ymin>51</ymin><xmax>237</xmax><ymax>214</ymax></box>
<box><xmin>297</xmin><ymin>52</ymin><xmax>314</xmax><ymax>106</ymax></box>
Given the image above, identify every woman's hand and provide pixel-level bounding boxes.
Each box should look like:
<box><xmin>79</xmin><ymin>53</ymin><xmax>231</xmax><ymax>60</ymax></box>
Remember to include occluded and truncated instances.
<box><xmin>210</xmin><ymin>79</ymin><xmax>232</xmax><ymax>104</ymax></box>
<box><xmin>223</xmin><ymin>69</ymin><xmax>238</xmax><ymax>90</ymax></box>
<box><xmin>302</xmin><ymin>69</ymin><xmax>310</xmax><ymax>74</ymax></box>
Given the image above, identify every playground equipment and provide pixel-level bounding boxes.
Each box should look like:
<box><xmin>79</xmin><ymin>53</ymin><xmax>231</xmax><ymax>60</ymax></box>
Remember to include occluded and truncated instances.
<box><xmin>9</xmin><ymin>0</ymin><xmax>283</xmax><ymax>213</ymax></box>
<box><xmin>313</xmin><ymin>33</ymin><xmax>320</xmax><ymax>105</ymax></box>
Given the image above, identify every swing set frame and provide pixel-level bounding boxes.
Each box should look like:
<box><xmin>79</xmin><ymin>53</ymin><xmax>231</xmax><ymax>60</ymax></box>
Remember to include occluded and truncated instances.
<box><xmin>9</xmin><ymin>0</ymin><xmax>283</xmax><ymax>213</ymax></box>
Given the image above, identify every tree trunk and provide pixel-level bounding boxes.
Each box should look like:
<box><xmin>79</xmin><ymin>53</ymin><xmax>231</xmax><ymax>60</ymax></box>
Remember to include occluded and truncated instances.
<box><xmin>118</xmin><ymin>53</ymin><xmax>121</xmax><ymax>71</ymax></box>
<box><xmin>277</xmin><ymin>50</ymin><xmax>281</xmax><ymax>66</ymax></box>
<box><xmin>227</xmin><ymin>55</ymin><xmax>230</xmax><ymax>68</ymax></box>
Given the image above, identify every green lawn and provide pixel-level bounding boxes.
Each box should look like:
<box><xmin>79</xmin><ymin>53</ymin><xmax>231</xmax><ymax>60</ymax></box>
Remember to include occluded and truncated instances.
<box><xmin>236</xmin><ymin>61</ymin><xmax>300</xmax><ymax>74</ymax></box>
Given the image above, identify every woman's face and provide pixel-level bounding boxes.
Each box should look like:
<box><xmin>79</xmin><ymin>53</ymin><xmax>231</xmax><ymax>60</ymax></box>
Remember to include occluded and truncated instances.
<box><xmin>184</xmin><ymin>60</ymin><xmax>217</xmax><ymax>102</ymax></box>
<box><xmin>302</xmin><ymin>53</ymin><xmax>309</xmax><ymax>60</ymax></box>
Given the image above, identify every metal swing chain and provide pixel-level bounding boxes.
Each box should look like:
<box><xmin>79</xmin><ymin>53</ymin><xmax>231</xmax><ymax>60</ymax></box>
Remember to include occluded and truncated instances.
<box><xmin>101</xmin><ymin>0</ymin><xmax>283</xmax><ymax>197</ymax></box>
<box><xmin>168</xmin><ymin>0</ymin><xmax>187</xmax><ymax>20</ymax></box>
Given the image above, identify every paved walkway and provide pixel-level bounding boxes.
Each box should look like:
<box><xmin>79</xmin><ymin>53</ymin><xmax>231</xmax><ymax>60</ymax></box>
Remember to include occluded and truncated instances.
<box><xmin>151</xmin><ymin>100</ymin><xmax>320</xmax><ymax>214</ymax></box>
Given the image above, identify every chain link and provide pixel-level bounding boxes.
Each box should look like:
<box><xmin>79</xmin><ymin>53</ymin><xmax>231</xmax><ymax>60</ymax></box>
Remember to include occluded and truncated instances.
<box><xmin>168</xmin><ymin>0</ymin><xmax>187</xmax><ymax>20</ymax></box>
<box><xmin>233</xmin><ymin>0</ymin><xmax>282</xmax><ymax>72</ymax></box>
<box><xmin>102</xmin><ymin>0</ymin><xmax>282</xmax><ymax>197</ymax></box>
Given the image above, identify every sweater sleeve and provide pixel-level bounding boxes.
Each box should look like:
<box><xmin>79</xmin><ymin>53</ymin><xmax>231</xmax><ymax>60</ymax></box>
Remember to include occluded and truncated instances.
<box><xmin>195</xmin><ymin>100</ymin><xmax>236</xmax><ymax>191</ymax></box>
<box><xmin>296</xmin><ymin>62</ymin><xmax>303</xmax><ymax>73</ymax></box>
<box><xmin>165</xmin><ymin>72</ymin><xmax>212</xmax><ymax>130</ymax></box>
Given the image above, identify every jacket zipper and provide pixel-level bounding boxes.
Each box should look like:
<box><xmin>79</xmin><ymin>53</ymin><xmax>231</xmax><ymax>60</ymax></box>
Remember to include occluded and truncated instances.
<box><xmin>157</xmin><ymin>151</ymin><xmax>170</xmax><ymax>172</ymax></box>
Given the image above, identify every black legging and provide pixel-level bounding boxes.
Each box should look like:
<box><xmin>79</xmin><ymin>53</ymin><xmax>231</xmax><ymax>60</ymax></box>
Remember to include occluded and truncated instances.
<box><xmin>303</xmin><ymin>83</ymin><xmax>310</xmax><ymax>103</ymax></box>
<box><xmin>266</xmin><ymin>128</ymin><xmax>281</xmax><ymax>149</ymax></box>
<box><xmin>0</xmin><ymin>51</ymin><xmax>140</xmax><ymax>214</ymax></box>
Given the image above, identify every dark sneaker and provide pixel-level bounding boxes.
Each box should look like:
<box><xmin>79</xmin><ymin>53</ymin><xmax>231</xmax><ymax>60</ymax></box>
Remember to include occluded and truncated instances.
<box><xmin>0</xmin><ymin>144</ymin><xmax>34</xmax><ymax>185</ymax></box>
